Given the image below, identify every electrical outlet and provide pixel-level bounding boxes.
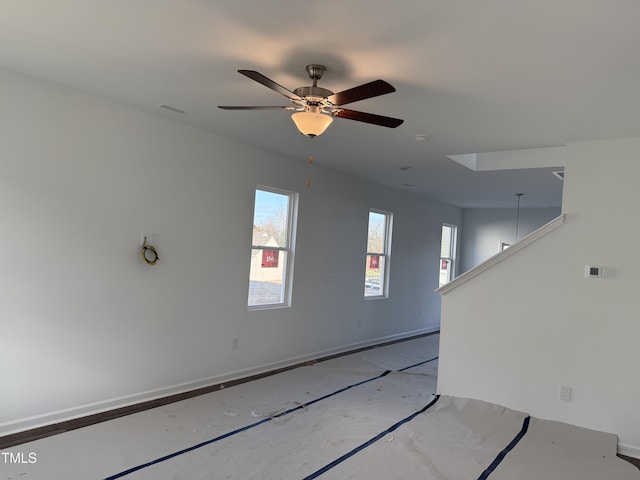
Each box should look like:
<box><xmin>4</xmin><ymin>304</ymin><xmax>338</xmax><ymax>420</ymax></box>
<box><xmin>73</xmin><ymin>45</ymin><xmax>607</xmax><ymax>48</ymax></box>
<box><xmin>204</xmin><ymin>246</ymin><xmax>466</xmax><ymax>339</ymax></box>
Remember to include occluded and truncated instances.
<box><xmin>232</xmin><ymin>338</ymin><xmax>239</xmax><ymax>351</ymax></box>
<box><xmin>560</xmin><ymin>386</ymin><xmax>572</xmax><ymax>401</ymax></box>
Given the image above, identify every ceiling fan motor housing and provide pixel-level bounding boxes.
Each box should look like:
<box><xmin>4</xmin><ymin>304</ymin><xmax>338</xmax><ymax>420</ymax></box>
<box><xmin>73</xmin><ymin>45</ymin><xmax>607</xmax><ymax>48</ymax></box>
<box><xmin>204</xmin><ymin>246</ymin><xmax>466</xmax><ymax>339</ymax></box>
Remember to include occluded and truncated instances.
<box><xmin>293</xmin><ymin>85</ymin><xmax>334</xmax><ymax>103</ymax></box>
<box><xmin>293</xmin><ymin>63</ymin><xmax>333</xmax><ymax>105</ymax></box>
<box><xmin>294</xmin><ymin>64</ymin><xmax>334</xmax><ymax>104</ymax></box>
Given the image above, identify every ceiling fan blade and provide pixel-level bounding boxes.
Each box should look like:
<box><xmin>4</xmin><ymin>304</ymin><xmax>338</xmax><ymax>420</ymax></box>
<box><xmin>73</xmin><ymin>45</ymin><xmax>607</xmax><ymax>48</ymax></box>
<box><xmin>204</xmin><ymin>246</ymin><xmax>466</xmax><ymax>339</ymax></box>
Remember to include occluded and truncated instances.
<box><xmin>327</xmin><ymin>80</ymin><xmax>396</xmax><ymax>106</ymax></box>
<box><xmin>333</xmin><ymin>109</ymin><xmax>404</xmax><ymax>128</ymax></box>
<box><xmin>218</xmin><ymin>105</ymin><xmax>295</xmax><ymax>110</ymax></box>
<box><xmin>238</xmin><ymin>70</ymin><xmax>303</xmax><ymax>102</ymax></box>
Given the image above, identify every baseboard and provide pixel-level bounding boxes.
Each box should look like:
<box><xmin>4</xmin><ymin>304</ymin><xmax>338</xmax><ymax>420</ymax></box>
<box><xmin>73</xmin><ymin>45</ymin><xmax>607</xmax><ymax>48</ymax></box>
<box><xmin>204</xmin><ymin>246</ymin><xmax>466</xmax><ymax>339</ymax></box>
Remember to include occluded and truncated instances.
<box><xmin>619</xmin><ymin>443</ymin><xmax>640</xmax><ymax>460</ymax></box>
<box><xmin>0</xmin><ymin>327</ymin><xmax>438</xmax><ymax>440</ymax></box>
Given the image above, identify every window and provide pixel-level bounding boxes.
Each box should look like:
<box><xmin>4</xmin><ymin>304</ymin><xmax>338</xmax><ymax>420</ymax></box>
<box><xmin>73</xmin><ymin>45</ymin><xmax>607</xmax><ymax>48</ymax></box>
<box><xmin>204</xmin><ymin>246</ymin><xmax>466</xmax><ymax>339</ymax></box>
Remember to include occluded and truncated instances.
<box><xmin>364</xmin><ymin>209</ymin><xmax>393</xmax><ymax>298</ymax></box>
<box><xmin>248</xmin><ymin>186</ymin><xmax>298</xmax><ymax>308</ymax></box>
<box><xmin>439</xmin><ymin>224</ymin><xmax>457</xmax><ymax>287</ymax></box>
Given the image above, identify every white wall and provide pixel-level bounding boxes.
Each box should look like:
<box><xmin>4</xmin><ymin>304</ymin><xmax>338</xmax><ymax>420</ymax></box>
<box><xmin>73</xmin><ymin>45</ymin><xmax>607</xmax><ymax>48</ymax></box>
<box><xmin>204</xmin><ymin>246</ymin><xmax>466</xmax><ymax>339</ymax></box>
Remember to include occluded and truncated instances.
<box><xmin>0</xmin><ymin>68</ymin><xmax>461</xmax><ymax>435</ymax></box>
<box><xmin>438</xmin><ymin>137</ymin><xmax>640</xmax><ymax>457</ymax></box>
<box><xmin>460</xmin><ymin>207</ymin><xmax>561</xmax><ymax>272</ymax></box>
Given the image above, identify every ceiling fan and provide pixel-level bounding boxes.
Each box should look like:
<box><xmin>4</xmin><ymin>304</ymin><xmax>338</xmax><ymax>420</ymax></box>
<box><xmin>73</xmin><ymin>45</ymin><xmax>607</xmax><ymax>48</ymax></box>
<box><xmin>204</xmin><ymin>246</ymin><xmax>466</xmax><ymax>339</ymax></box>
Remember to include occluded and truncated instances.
<box><xmin>219</xmin><ymin>64</ymin><xmax>404</xmax><ymax>138</ymax></box>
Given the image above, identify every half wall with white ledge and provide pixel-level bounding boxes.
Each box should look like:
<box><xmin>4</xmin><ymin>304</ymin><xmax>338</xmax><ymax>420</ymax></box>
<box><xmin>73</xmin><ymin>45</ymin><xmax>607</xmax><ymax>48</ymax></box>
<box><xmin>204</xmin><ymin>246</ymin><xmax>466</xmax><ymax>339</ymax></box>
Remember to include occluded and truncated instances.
<box><xmin>437</xmin><ymin>137</ymin><xmax>640</xmax><ymax>459</ymax></box>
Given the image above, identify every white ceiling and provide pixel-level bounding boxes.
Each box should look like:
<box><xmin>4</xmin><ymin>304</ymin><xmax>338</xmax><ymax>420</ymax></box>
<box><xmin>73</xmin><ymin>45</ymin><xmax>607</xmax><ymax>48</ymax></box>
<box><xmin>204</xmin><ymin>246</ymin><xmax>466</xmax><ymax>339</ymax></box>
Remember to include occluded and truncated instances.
<box><xmin>1</xmin><ymin>1</ymin><xmax>639</xmax><ymax>208</ymax></box>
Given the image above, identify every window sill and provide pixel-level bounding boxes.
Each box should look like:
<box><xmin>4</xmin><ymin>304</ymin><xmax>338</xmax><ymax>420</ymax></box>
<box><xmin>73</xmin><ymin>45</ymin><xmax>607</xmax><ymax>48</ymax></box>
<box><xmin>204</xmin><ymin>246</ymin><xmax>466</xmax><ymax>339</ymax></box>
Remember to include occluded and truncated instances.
<box><xmin>248</xmin><ymin>303</ymin><xmax>291</xmax><ymax>311</ymax></box>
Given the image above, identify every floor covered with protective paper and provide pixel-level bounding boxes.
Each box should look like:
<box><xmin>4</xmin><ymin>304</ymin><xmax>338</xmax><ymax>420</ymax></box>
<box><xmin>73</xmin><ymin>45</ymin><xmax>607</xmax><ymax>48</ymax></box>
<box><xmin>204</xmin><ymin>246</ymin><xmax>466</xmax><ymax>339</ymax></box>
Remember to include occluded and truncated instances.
<box><xmin>2</xmin><ymin>334</ymin><xmax>638</xmax><ymax>479</ymax></box>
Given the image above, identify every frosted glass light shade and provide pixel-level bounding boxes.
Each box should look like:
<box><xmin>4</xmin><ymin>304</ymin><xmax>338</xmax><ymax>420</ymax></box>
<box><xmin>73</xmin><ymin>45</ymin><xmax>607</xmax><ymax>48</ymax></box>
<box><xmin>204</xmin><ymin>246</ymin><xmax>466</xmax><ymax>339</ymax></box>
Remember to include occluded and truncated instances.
<box><xmin>291</xmin><ymin>111</ymin><xmax>333</xmax><ymax>138</ymax></box>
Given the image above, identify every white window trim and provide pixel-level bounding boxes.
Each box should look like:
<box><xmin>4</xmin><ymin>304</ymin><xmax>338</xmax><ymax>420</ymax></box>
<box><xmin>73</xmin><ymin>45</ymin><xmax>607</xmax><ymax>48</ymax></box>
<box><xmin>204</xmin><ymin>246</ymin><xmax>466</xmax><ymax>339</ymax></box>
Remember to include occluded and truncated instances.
<box><xmin>439</xmin><ymin>223</ymin><xmax>457</xmax><ymax>287</ymax></box>
<box><xmin>365</xmin><ymin>208</ymin><xmax>393</xmax><ymax>299</ymax></box>
<box><xmin>248</xmin><ymin>185</ymin><xmax>298</xmax><ymax>310</ymax></box>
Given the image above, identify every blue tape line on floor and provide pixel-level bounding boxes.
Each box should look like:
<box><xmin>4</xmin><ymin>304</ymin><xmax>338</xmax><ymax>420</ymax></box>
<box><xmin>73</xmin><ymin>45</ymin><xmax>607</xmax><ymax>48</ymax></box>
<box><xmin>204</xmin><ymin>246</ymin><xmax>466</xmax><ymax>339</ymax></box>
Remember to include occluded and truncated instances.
<box><xmin>104</xmin><ymin>416</ymin><xmax>273</xmax><ymax>479</ymax></box>
<box><xmin>104</xmin><ymin>369</ymin><xmax>394</xmax><ymax>479</ymax></box>
<box><xmin>397</xmin><ymin>355</ymin><xmax>438</xmax><ymax>372</ymax></box>
<box><xmin>477</xmin><ymin>415</ymin><xmax>531</xmax><ymax>480</ymax></box>
<box><xmin>303</xmin><ymin>394</ymin><xmax>441</xmax><ymax>480</ymax></box>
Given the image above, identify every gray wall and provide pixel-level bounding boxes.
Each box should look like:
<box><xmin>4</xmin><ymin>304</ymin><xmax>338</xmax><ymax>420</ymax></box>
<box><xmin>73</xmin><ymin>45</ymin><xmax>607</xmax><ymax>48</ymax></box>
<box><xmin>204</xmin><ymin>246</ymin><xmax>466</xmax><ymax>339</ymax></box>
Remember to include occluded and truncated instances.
<box><xmin>460</xmin><ymin>207</ymin><xmax>561</xmax><ymax>272</ymax></box>
<box><xmin>0</xmin><ymin>67</ymin><xmax>461</xmax><ymax>434</ymax></box>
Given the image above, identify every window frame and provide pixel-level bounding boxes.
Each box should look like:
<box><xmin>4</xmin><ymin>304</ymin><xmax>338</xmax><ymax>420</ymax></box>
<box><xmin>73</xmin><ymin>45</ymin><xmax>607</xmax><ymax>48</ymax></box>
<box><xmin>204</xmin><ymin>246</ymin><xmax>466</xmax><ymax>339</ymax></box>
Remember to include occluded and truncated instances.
<box><xmin>364</xmin><ymin>208</ymin><xmax>393</xmax><ymax>299</ymax></box>
<box><xmin>247</xmin><ymin>185</ymin><xmax>298</xmax><ymax>310</ymax></box>
<box><xmin>439</xmin><ymin>223</ymin><xmax>458</xmax><ymax>287</ymax></box>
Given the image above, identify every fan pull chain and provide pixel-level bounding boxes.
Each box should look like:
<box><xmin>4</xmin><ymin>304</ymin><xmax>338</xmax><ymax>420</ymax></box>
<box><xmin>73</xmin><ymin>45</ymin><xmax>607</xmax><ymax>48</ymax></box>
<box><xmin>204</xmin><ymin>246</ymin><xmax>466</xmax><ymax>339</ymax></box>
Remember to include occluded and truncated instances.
<box><xmin>307</xmin><ymin>154</ymin><xmax>314</xmax><ymax>186</ymax></box>
<box><xmin>306</xmin><ymin>143</ymin><xmax>315</xmax><ymax>186</ymax></box>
